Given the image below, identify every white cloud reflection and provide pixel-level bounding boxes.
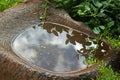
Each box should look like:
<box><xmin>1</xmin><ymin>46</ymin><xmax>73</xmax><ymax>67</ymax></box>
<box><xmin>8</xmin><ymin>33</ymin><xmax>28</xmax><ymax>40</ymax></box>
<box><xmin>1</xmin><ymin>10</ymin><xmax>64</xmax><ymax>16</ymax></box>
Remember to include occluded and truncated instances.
<box><xmin>12</xmin><ymin>26</ymin><xmax>88</xmax><ymax>72</ymax></box>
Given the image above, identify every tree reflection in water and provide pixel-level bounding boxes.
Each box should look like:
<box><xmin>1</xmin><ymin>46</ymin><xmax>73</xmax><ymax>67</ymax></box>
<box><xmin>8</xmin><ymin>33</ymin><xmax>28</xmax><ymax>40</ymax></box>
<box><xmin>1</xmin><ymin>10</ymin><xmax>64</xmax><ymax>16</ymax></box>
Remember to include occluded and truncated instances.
<box><xmin>12</xmin><ymin>22</ymin><xmax>110</xmax><ymax>72</ymax></box>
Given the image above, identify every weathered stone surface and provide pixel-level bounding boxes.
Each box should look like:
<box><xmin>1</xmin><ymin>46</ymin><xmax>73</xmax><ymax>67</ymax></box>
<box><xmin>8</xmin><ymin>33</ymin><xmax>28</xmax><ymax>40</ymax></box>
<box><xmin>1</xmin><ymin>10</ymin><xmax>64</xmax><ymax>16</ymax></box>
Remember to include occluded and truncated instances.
<box><xmin>0</xmin><ymin>0</ymin><xmax>108</xmax><ymax>80</ymax></box>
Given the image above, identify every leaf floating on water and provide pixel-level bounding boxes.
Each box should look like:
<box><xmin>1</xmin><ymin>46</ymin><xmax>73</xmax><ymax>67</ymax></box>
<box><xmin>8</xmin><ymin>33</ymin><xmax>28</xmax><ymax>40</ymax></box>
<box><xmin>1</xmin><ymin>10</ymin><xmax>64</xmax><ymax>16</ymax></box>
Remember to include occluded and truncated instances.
<box><xmin>52</xmin><ymin>30</ymin><xmax>58</xmax><ymax>36</ymax></box>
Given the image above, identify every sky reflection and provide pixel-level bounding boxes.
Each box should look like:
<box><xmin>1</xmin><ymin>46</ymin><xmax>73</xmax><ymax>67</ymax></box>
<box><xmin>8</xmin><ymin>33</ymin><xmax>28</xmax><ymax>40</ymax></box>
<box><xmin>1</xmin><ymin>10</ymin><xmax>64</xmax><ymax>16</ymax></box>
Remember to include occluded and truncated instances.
<box><xmin>11</xmin><ymin>22</ymin><xmax>110</xmax><ymax>72</ymax></box>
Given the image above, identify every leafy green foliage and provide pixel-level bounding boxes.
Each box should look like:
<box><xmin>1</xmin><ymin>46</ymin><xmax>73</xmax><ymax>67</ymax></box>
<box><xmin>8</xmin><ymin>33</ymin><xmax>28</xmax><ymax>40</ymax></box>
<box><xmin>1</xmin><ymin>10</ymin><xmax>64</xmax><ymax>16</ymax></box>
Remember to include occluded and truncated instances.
<box><xmin>86</xmin><ymin>53</ymin><xmax>97</xmax><ymax>65</ymax></box>
<box><xmin>106</xmin><ymin>36</ymin><xmax>120</xmax><ymax>48</ymax></box>
<box><xmin>40</xmin><ymin>0</ymin><xmax>49</xmax><ymax>20</ymax></box>
<box><xmin>96</xmin><ymin>63</ymin><xmax>120</xmax><ymax>80</ymax></box>
<box><xmin>53</xmin><ymin>0</ymin><xmax>120</xmax><ymax>79</ymax></box>
<box><xmin>53</xmin><ymin>0</ymin><xmax>120</xmax><ymax>48</ymax></box>
<box><xmin>72</xmin><ymin>0</ymin><xmax>119</xmax><ymax>37</ymax></box>
<box><xmin>0</xmin><ymin>0</ymin><xmax>23</xmax><ymax>12</ymax></box>
<box><xmin>86</xmin><ymin>53</ymin><xmax>120</xmax><ymax>80</ymax></box>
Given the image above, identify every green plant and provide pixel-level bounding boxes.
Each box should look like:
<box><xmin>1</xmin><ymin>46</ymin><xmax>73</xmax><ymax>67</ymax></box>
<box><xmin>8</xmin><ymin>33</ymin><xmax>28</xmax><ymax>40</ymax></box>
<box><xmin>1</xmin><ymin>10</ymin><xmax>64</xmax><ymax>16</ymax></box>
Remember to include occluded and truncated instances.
<box><xmin>86</xmin><ymin>53</ymin><xmax>97</xmax><ymax>65</ymax></box>
<box><xmin>53</xmin><ymin>0</ymin><xmax>120</xmax><ymax>48</ymax></box>
<box><xmin>95</xmin><ymin>63</ymin><xmax>120</xmax><ymax>80</ymax></box>
<box><xmin>86</xmin><ymin>53</ymin><xmax>120</xmax><ymax>80</ymax></box>
<box><xmin>0</xmin><ymin>0</ymin><xmax>23</xmax><ymax>12</ymax></box>
<box><xmin>50</xmin><ymin>0</ymin><xmax>120</xmax><ymax>79</ymax></box>
<box><xmin>40</xmin><ymin>0</ymin><xmax>49</xmax><ymax>21</ymax></box>
<box><xmin>73</xmin><ymin>0</ymin><xmax>119</xmax><ymax>37</ymax></box>
<box><xmin>106</xmin><ymin>36</ymin><xmax>120</xmax><ymax>48</ymax></box>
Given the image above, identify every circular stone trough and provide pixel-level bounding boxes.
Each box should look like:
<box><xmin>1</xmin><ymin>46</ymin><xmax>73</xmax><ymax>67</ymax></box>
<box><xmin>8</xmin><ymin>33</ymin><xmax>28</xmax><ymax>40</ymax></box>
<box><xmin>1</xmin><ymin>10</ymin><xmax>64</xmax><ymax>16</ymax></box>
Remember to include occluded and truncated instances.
<box><xmin>0</xmin><ymin>0</ymin><xmax>112</xmax><ymax>80</ymax></box>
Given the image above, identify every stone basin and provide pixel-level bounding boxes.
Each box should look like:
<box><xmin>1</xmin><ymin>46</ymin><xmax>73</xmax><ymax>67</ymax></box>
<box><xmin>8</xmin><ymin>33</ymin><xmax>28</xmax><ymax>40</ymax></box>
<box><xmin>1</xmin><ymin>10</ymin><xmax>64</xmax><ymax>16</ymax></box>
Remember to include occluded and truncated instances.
<box><xmin>0</xmin><ymin>0</ymin><xmax>112</xmax><ymax>80</ymax></box>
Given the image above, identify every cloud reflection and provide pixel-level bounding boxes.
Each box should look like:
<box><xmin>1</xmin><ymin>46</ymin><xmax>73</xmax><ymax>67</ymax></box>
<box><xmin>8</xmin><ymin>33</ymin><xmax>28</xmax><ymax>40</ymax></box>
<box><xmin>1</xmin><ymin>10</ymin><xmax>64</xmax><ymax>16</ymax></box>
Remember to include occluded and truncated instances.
<box><xmin>12</xmin><ymin>22</ymin><xmax>110</xmax><ymax>72</ymax></box>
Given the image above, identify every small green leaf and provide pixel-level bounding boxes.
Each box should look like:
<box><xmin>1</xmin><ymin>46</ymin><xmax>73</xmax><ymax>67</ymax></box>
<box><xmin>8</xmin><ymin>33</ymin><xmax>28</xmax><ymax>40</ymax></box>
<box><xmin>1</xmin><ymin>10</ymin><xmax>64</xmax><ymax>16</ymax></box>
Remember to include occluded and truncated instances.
<box><xmin>107</xmin><ymin>21</ymin><xmax>114</xmax><ymax>27</ymax></box>
<box><xmin>97</xmin><ymin>11</ymin><xmax>106</xmax><ymax>17</ymax></box>
<box><xmin>77</xmin><ymin>10</ymin><xmax>84</xmax><ymax>15</ymax></box>
<box><xmin>93</xmin><ymin>27</ymin><xmax>101</xmax><ymax>34</ymax></box>
<box><xmin>85</xmin><ymin>4</ymin><xmax>90</xmax><ymax>11</ymax></box>
<box><xmin>40</xmin><ymin>15</ymin><xmax>46</xmax><ymax>20</ymax></box>
<box><xmin>89</xmin><ymin>38</ymin><xmax>97</xmax><ymax>42</ymax></box>
<box><xmin>99</xmin><ymin>25</ymin><xmax>105</xmax><ymax>30</ymax></box>
<box><xmin>0</xmin><ymin>2</ymin><xmax>7</xmax><ymax>6</ymax></box>
<box><xmin>92</xmin><ymin>0</ymin><xmax>102</xmax><ymax>8</ymax></box>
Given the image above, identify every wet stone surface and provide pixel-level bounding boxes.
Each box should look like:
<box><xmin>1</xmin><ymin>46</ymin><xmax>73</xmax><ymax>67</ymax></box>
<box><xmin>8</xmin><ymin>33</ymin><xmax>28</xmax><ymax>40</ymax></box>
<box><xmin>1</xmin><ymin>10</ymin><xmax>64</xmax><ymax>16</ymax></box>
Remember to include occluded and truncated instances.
<box><xmin>11</xmin><ymin>22</ymin><xmax>110</xmax><ymax>72</ymax></box>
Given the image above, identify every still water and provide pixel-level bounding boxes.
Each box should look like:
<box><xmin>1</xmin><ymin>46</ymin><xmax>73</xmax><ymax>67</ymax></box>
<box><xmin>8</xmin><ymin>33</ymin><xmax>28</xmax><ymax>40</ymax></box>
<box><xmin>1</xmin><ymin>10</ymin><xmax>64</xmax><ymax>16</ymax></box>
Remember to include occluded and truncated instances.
<box><xmin>11</xmin><ymin>22</ymin><xmax>110</xmax><ymax>72</ymax></box>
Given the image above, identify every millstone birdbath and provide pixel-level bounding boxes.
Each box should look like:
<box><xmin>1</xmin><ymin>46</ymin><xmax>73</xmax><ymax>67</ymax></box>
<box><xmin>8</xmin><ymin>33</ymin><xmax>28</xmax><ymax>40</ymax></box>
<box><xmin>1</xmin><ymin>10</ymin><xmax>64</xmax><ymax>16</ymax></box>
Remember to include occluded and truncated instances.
<box><xmin>0</xmin><ymin>0</ymin><xmax>112</xmax><ymax>80</ymax></box>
